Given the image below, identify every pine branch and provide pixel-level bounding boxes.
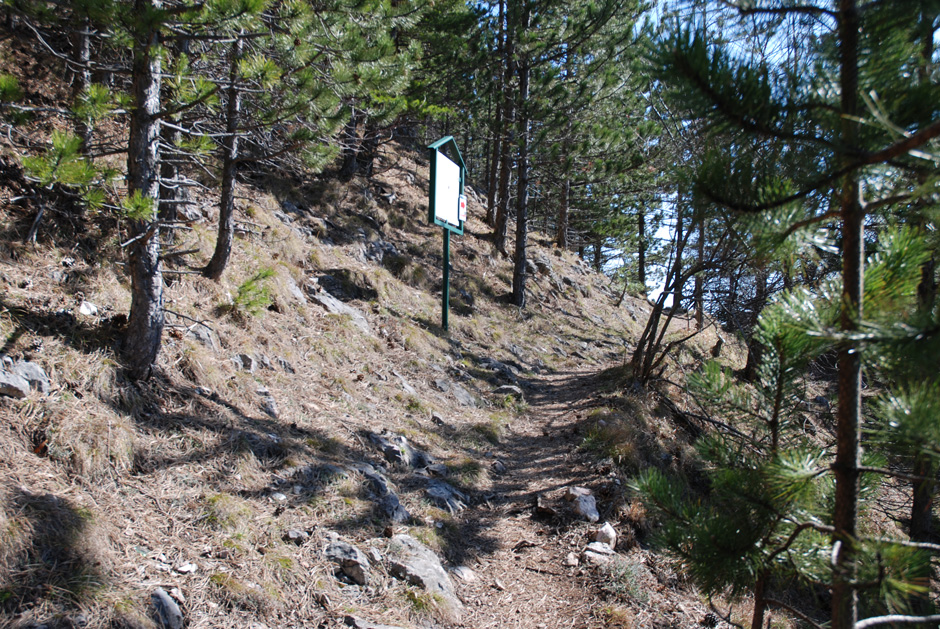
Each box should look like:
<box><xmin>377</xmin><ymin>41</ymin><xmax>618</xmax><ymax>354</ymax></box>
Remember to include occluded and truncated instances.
<box><xmin>855</xmin><ymin>614</ymin><xmax>940</xmax><ymax>628</ymax></box>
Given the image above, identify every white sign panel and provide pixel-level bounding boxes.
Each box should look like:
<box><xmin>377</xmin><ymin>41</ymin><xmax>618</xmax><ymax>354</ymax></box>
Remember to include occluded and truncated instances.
<box><xmin>434</xmin><ymin>151</ymin><xmax>461</xmax><ymax>227</ymax></box>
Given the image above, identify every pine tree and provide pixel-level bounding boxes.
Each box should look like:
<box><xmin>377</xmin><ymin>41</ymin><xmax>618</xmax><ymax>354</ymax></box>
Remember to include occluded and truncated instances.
<box><xmin>642</xmin><ymin>1</ymin><xmax>940</xmax><ymax>626</ymax></box>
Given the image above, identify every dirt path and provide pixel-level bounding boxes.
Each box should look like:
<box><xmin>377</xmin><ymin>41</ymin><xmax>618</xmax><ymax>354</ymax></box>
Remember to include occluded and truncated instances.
<box><xmin>450</xmin><ymin>364</ymin><xmax>620</xmax><ymax>629</ymax></box>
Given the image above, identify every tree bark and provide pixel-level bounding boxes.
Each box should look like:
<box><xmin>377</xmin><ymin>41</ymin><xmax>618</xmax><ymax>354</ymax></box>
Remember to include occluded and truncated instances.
<box><xmin>71</xmin><ymin>17</ymin><xmax>92</xmax><ymax>150</ymax></box>
<box><xmin>637</xmin><ymin>208</ymin><xmax>646</xmax><ymax>290</ymax></box>
<box><xmin>204</xmin><ymin>35</ymin><xmax>243</xmax><ymax>281</ymax></box>
<box><xmin>510</xmin><ymin>35</ymin><xmax>530</xmax><ymax>308</ymax></box>
<box><xmin>492</xmin><ymin>1</ymin><xmax>515</xmax><ymax>256</ymax></box>
<box><xmin>831</xmin><ymin>1</ymin><xmax>862</xmax><ymax>626</ymax></box>
<box><xmin>123</xmin><ymin>0</ymin><xmax>164</xmax><ymax>381</ymax></box>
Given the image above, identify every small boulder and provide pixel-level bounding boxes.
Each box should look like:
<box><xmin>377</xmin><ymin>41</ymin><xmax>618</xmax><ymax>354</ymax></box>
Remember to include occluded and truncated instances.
<box><xmin>594</xmin><ymin>522</ymin><xmax>617</xmax><ymax>549</ymax></box>
<box><xmin>326</xmin><ymin>540</ymin><xmax>371</xmax><ymax>585</ymax></box>
<box><xmin>12</xmin><ymin>361</ymin><xmax>50</xmax><ymax>394</ymax></box>
<box><xmin>493</xmin><ymin>385</ymin><xmax>524</xmax><ymax>400</ymax></box>
<box><xmin>582</xmin><ymin>541</ymin><xmax>615</xmax><ymax>565</ymax></box>
<box><xmin>426</xmin><ymin>479</ymin><xmax>469</xmax><ymax>514</ymax></box>
<box><xmin>387</xmin><ymin>534</ymin><xmax>461</xmax><ymax>614</ymax></box>
<box><xmin>0</xmin><ymin>370</ymin><xmax>30</xmax><ymax>399</ymax></box>
<box><xmin>151</xmin><ymin>587</ymin><xmax>184</xmax><ymax>629</ymax></box>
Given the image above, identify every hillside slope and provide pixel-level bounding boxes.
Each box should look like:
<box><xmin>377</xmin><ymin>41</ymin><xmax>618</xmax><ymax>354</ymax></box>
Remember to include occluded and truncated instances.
<box><xmin>0</xmin><ymin>113</ymin><xmax>743</xmax><ymax>629</ymax></box>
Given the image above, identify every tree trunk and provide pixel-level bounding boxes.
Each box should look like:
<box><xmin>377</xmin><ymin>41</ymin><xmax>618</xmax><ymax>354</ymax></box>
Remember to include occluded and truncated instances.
<box><xmin>510</xmin><ymin>46</ymin><xmax>530</xmax><ymax>308</ymax></box>
<box><xmin>204</xmin><ymin>35</ymin><xmax>243</xmax><ymax>281</ymax></box>
<box><xmin>485</xmin><ymin>100</ymin><xmax>501</xmax><ymax>226</ymax></box>
<box><xmin>750</xmin><ymin>571</ymin><xmax>769</xmax><ymax>629</ymax></box>
<box><xmin>694</xmin><ymin>206</ymin><xmax>704</xmax><ymax>329</ymax></box>
<box><xmin>492</xmin><ymin>1</ymin><xmax>515</xmax><ymax>256</ymax></box>
<box><xmin>71</xmin><ymin>17</ymin><xmax>92</xmax><ymax>150</ymax></box>
<box><xmin>831</xmin><ymin>1</ymin><xmax>862</xmax><ymax>626</ymax></box>
<box><xmin>339</xmin><ymin>108</ymin><xmax>361</xmax><ymax>180</ymax></box>
<box><xmin>637</xmin><ymin>208</ymin><xmax>646</xmax><ymax>290</ymax></box>
<box><xmin>123</xmin><ymin>0</ymin><xmax>164</xmax><ymax>381</ymax></box>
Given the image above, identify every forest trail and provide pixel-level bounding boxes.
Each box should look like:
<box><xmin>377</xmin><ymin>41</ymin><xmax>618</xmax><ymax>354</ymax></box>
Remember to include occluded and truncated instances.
<box><xmin>450</xmin><ymin>363</ymin><xmax>614</xmax><ymax>628</ymax></box>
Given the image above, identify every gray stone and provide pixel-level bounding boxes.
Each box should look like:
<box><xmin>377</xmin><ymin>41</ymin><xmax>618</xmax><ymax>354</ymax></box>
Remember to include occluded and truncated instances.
<box><xmin>379</xmin><ymin>493</ymin><xmax>411</xmax><ymax>523</ymax></box>
<box><xmin>594</xmin><ymin>522</ymin><xmax>617</xmax><ymax>548</ymax></box>
<box><xmin>285</xmin><ymin>529</ymin><xmax>309</xmax><ymax>545</ymax></box>
<box><xmin>344</xmin><ymin>616</ymin><xmax>405</xmax><ymax>629</ymax></box>
<box><xmin>185</xmin><ymin>325</ymin><xmax>218</xmax><ymax>351</ymax></box>
<box><xmin>12</xmin><ymin>361</ymin><xmax>50</xmax><ymax>394</ymax></box>
<box><xmin>309</xmin><ymin>290</ymin><xmax>371</xmax><ymax>335</ymax></box>
<box><xmin>391</xmin><ymin>370</ymin><xmax>418</xmax><ymax>396</ymax></box>
<box><xmin>151</xmin><ymin>587</ymin><xmax>183</xmax><ymax>629</ymax></box>
<box><xmin>565</xmin><ymin>487</ymin><xmax>600</xmax><ymax>523</ymax></box>
<box><xmin>78</xmin><ymin>301</ymin><xmax>98</xmax><ymax>317</ymax></box>
<box><xmin>493</xmin><ymin>385</ymin><xmax>524</xmax><ymax>400</ymax></box>
<box><xmin>426</xmin><ymin>479</ymin><xmax>469</xmax><ymax>514</ymax></box>
<box><xmin>276</xmin><ymin>356</ymin><xmax>295</xmax><ymax>373</ymax></box>
<box><xmin>582</xmin><ymin>541</ymin><xmax>616</xmax><ymax>565</ymax></box>
<box><xmin>358</xmin><ymin>466</ymin><xmax>411</xmax><ymax>523</ymax></box>
<box><xmin>233</xmin><ymin>353</ymin><xmax>257</xmax><ymax>373</ymax></box>
<box><xmin>285</xmin><ymin>277</ymin><xmax>307</xmax><ymax>303</ymax></box>
<box><xmin>565</xmin><ymin>552</ymin><xmax>580</xmax><ymax>567</ymax></box>
<box><xmin>491</xmin><ymin>460</ymin><xmax>507</xmax><ymax>474</ymax></box>
<box><xmin>326</xmin><ymin>541</ymin><xmax>371</xmax><ymax>585</ymax></box>
<box><xmin>451</xmin><ymin>383</ymin><xmax>476</xmax><ymax>407</ymax></box>
<box><xmin>258</xmin><ymin>389</ymin><xmax>279</xmax><ymax>419</ymax></box>
<box><xmin>387</xmin><ymin>534</ymin><xmax>461</xmax><ymax>613</ymax></box>
<box><xmin>369</xmin><ymin>431</ymin><xmax>433</xmax><ymax>469</ymax></box>
<box><xmin>0</xmin><ymin>370</ymin><xmax>30</xmax><ymax>399</ymax></box>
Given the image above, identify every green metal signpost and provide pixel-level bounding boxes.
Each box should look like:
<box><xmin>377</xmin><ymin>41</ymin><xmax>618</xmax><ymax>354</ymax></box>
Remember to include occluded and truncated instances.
<box><xmin>427</xmin><ymin>136</ymin><xmax>466</xmax><ymax>332</ymax></box>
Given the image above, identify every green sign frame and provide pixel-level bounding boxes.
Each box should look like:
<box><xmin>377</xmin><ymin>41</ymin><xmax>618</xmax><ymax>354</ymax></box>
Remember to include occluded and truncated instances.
<box><xmin>427</xmin><ymin>136</ymin><xmax>467</xmax><ymax>331</ymax></box>
<box><xmin>428</xmin><ymin>136</ymin><xmax>466</xmax><ymax>235</ymax></box>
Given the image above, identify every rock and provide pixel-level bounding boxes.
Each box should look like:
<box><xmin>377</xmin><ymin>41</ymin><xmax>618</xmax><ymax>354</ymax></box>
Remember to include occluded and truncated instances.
<box><xmin>12</xmin><ymin>361</ymin><xmax>50</xmax><ymax>394</ymax></box>
<box><xmin>493</xmin><ymin>385</ymin><xmax>524</xmax><ymax>400</ymax></box>
<box><xmin>233</xmin><ymin>353</ymin><xmax>257</xmax><ymax>373</ymax></box>
<box><xmin>391</xmin><ymin>370</ymin><xmax>418</xmax><ymax>396</ymax></box>
<box><xmin>369</xmin><ymin>431</ymin><xmax>433</xmax><ymax>469</ymax></box>
<box><xmin>565</xmin><ymin>552</ymin><xmax>580</xmax><ymax>567</ymax></box>
<box><xmin>78</xmin><ymin>301</ymin><xmax>98</xmax><ymax>317</ymax></box>
<box><xmin>185</xmin><ymin>325</ymin><xmax>218</xmax><ymax>351</ymax></box>
<box><xmin>582</xmin><ymin>542</ymin><xmax>616</xmax><ymax>565</ymax></box>
<box><xmin>426</xmin><ymin>479</ymin><xmax>469</xmax><ymax>514</ymax></box>
<box><xmin>308</xmin><ymin>290</ymin><xmax>372</xmax><ymax>335</ymax></box>
<box><xmin>387</xmin><ymin>534</ymin><xmax>461</xmax><ymax>613</ymax></box>
<box><xmin>564</xmin><ymin>486</ymin><xmax>592</xmax><ymax>500</ymax></box>
<box><xmin>174</xmin><ymin>562</ymin><xmax>197</xmax><ymax>574</ymax></box>
<box><xmin>0</xmin><ymin>370</ymin><xmax>30</xmax><ymax>399</ymax></box>
<box><xmin>574</xmin><ymin>495</ymin><xmax>599</xmax><ymax>522</ymax></box>
<box><xmin>344</xmin><ymin>616</ymin><xmax>405</xmax><ymax>629</ymax></box>
<box><xmin>814</xmin><ymin>395</ymin><xmax>831</xmax><ymax>412</ymax></box>
<box><xmin>276</xmin><ymin>356</ymin><xmax>295</xmax><ymax>373</ymax></box>
<box><xmin>431</xmin><ymin>412</ymin><xmax>446</xmax><ymax>426</ymax></box>
<box><xmin>358</xmin><ymin>466</ymin><xmax>411</xmax><ymax>523</ymax></box>
<box><xmin>450</xmin><ymin>566</ymin><xmax>477</xmax><ymax>582</ymax></box>
<box><xmin>271</xmin><ymin>492</ymin><xmax>287</xmax><ymax>502</ymax></box>
<box><xmin>565</xmin><ymin>487</ymin><xmax>599</xmax><ymax>522</ymax></box>
<box><xmin>326</xmin><ymin>540</ymin><xmax>371</xmax><ymax>585</ymax></box>
<box><xmin>476</xmin><ymin>356</ymin><xmax>519</xmax><ymax>384</ymax></box>
<box><xmin>451</xmin><ymin>383</ymin><xmax>476</xmax><ymax>407</ymax></box>
<box><xmin>257</xmin><ymin>388</ymin><xmax>279</xmax><ymax>419</ymax></box>
<box><xmin>151</xmin><ymin>587</ymin><xmax>184</xmax><ymax>629</ymax></box>
<box><xmin>284</xmin><ymin>529</ymin><xmax>309</xmax><ymax>545</ymax></box>
<box><xmin>594</xmin><ymin>522</ymin><xmax>617</xmax><ymax>549</ymax></box>
<box><xmin>491</xmin><ymin>460</ymin><xmax>507</xmax><ymax>474</ymax></box>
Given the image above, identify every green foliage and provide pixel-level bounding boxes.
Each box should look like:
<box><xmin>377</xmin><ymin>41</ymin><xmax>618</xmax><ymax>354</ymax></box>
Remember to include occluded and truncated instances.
<box><xmin>0</xmin><ymin>74</ymin><xmax>23</xmax><ymax>102</ymax></box>
<box><xmin>232</xmin><ymin>268</ymin><xmax>275</xmax><ymax>317</ymax></box>
<box><xmin>121</xmin><ymin>190</ymin><xmax>156</xmax><ymax>222</ymax></box>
